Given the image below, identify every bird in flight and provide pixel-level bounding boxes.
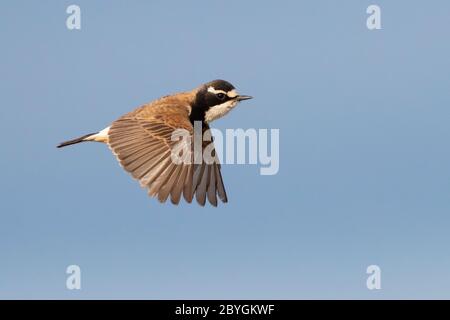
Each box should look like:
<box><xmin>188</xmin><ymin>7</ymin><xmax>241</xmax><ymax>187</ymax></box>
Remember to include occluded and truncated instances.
<box><xmin>57</xmin><ymin>80</ymin><xmax>252</xmax><ymax>206</ymax></box>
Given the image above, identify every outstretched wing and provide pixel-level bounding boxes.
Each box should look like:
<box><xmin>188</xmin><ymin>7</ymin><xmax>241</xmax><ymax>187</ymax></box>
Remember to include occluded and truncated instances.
<box><xmin>107</xmin><ymin>100</ymin><xmax>227</xmax><ymax>206</ymax></box>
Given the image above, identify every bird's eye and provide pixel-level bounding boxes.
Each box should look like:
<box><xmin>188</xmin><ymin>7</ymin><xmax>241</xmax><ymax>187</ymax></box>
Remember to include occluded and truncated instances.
<box><xmin>216</xmin><ymin>93</ymin><xmax>226</xmax><ymax>100</ymax></box>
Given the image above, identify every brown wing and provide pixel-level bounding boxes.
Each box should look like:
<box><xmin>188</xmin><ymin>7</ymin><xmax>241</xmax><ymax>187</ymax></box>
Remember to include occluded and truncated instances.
<box><xmin>107</xmin><ymin>97</ymin><xmax>227</xmax><ymax>206</ymax></box>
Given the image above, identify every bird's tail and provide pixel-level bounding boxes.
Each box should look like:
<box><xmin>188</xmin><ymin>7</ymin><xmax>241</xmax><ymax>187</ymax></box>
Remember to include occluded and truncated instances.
<box><xmin>57</xmin><ymin>132</ymin><xmax>98</xmax><ymax>148</ymax></box>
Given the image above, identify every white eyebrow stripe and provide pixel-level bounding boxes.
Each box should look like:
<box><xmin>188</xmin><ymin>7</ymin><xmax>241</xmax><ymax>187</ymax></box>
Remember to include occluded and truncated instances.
<box><xmin>207</xmin><ymin>86</ymin><xmax>227</xmax><ymax>95</ymax></box>
<box><xmin>207</xmin><ymin>86</ymin><xmax>239</xmax><ymax>98</ymax></box>
<box><xmin>227</xmin><ymin>89</ymin><xmax>238</xmax><ymax>98</ymax></box>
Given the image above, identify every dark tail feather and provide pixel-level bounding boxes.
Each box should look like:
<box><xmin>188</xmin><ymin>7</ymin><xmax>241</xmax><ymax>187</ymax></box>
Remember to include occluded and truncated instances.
<box><xmin>57</xmin><ymin>132</ymin><xmax>98</xmax><ymax>148</ymax></box>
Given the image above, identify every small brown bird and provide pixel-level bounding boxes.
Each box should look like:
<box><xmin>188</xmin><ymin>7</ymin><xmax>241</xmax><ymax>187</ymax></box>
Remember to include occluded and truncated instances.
<box><xmin>57</xmin><ymin>80</ymin><xmax>252</xmax><ymax>206</ymax></box>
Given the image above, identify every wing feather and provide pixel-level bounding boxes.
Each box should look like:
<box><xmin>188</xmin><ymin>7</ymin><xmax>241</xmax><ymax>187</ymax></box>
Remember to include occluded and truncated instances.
<box><xmin>107</xmin><ymin>98</ymin><xmax>228</xmax><ymax>206</ymax></box>
<box><xmin>195</xmin><ymin>163</ymin><xmax>208</xmax><ymax>206</ymax></box>
<box><xmin>207</xmin><ymin>165</ymin><xmax>218</xmax><ymax>207</ymax></box>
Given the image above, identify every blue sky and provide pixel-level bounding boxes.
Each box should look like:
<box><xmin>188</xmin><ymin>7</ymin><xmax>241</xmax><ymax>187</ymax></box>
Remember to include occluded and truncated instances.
<box><xmin>1</xmin><ymin>0</ymin><xmax>450</xmax><ymax>299</ymax></box>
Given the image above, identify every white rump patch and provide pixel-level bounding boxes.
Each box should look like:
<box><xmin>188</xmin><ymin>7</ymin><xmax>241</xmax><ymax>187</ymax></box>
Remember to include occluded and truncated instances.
<box><xmin>86</xmin><ymin>126</ymin><xmax>110</xmax><ymax>143</ymax></box>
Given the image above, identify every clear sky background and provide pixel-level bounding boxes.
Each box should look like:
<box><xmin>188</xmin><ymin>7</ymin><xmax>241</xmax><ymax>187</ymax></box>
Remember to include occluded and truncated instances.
<box><xmin>1</xmin><ymin>1</ymin><xmax>450</xmax><ymax>299</ymax></box>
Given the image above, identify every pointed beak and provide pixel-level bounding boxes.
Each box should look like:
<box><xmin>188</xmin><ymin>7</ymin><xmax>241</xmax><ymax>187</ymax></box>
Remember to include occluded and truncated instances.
<box><xmin>236</xmin><ymin>95</ymin><xmax>253</xmax><ymax>101</ymax></box>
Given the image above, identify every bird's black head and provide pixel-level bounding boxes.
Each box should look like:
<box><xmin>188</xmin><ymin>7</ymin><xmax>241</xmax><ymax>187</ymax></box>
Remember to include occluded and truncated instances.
<box><xmin>191</xmin><ymin>79</ymin><xmax>252</xmax><ymax>123</ymax></box>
